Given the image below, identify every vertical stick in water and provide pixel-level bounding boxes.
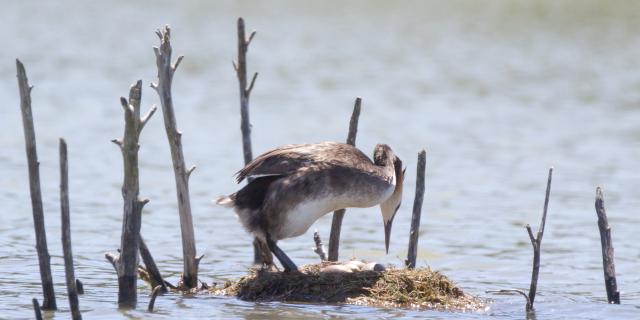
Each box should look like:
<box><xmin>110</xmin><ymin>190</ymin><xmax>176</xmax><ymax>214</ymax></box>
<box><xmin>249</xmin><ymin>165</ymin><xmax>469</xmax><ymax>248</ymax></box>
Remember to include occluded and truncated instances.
<box><xmin>59</xmin><ymin>139</ymin><xmax>82</xmax><ymax>320</ymax></box>
<box><xmin>328</xmin><ymin>97</ymin><xmax>362</xmax><ymax>261</ymax></box>
<box><xmin>233</xmin><ymin>17</ymin><xmax>267</xmax><ymax>264</ymax></box>
<box><xmin>151</xmin><ymin>26</ymin><xmax>201</xmax><ymax>289</ymax></box>
<box><xmin>525</xmin><ymin>167</ymin><xmax>553</xmax><ymax>310</ymax></box>
<box><xmin>406</xmin><ymin>150</ymin><xmax>426</xmax><ymax>269</ymax></box>
<box><xmin>594</xmin><ymin>187</ymin><xmax>620</xmax><ymax>304</ymax></box>
<box><xmin>16</xmin><ymin>59</ymin><xmax>56</xmax><ymax>310</ymax></box>
<box><xmin>234</xmin><ymin>17</ymin><xmax>258</xmax><ymax>165</ymax></box>
<box><xmin>106</xmin><ymin>80</ymin><xmax>157</xmax><ymax>307</ymax></box>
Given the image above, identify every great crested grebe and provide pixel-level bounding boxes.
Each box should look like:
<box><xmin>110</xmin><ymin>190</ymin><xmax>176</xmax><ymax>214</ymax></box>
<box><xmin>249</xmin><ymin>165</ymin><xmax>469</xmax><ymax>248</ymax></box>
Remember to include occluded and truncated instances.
<box><xmin>217</xmin><ymin>141</ymin><xmax>404</xmax><ymax>272</ymax></box>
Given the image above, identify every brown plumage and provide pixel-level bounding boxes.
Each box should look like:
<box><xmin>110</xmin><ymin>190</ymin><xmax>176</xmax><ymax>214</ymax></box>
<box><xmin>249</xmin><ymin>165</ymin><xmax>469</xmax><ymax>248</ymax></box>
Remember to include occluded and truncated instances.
<box><xmin>217</xmin><ymin>142</ymin><xmax>404</xmax><ymax>271</ymax></box>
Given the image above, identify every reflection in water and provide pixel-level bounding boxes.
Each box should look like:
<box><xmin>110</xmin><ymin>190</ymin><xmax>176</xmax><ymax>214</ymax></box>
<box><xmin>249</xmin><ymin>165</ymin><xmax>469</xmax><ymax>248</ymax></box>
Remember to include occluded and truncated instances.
<box><xmin>1</xmin><ymin>0</ymin><xmax>640</xmax><ymax>319</ymax></box>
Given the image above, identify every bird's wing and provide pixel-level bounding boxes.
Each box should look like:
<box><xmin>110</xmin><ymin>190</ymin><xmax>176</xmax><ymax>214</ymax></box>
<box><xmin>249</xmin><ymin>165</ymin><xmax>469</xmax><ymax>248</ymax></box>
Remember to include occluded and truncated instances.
<box><xmin>234</xmin><ymin>142</ymin><xmax>374</xmax><ymax>183</ymax></box>
<box><xmin>235</xmin><ymin>143</ymin><xmax>316</xmax><ymax>183</ymax></box>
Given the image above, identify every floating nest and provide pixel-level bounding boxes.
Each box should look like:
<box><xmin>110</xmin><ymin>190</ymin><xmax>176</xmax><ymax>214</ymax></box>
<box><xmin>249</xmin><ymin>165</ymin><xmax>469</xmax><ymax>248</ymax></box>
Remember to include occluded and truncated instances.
<box><xmin>212</xmin><ymin>262</ymin><xmax>485</xmax><ymax>311</ymax></box>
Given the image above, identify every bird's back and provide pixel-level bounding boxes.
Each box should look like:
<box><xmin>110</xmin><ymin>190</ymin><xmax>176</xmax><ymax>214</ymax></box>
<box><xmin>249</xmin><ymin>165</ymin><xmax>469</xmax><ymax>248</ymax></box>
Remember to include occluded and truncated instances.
<box><xmin>235</xmin><ymin>142</ymin><xmax>374</xmax><ymax>183</ymax></box>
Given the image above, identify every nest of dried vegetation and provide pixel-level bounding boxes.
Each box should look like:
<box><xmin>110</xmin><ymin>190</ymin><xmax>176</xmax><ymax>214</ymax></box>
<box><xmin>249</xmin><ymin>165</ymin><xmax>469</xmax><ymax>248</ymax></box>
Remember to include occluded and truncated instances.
<box><xmin>211</xmin><ymin>262</ymin><xmax>485</xmax><ymax>311</ymax></box>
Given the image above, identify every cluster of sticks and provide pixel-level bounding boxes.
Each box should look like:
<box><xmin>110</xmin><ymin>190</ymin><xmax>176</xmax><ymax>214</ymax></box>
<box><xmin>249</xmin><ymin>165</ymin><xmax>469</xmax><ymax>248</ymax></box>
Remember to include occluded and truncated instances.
<box><xmin>487</xmin><ymin>169</ymin><xmax>621</xmax><ymax>314</ymax></box>
<box><xmin>17</xmin><ymin>60</ymin><xmax>83</xmax><ymax>320</ymax></box>
<box><xmin>104</xmin><ymin>25</ymin><xmax>206</xmax><ymax>310</ymax></box>
<box><xmin>102</xmin><ymin>25</ymin><xmax>202</xmax><ymax>312</ymax></box>
<box><xmin>17</xmin><ymin>25</ymin><xmax>204</xmax><ymax>316</ymax></box>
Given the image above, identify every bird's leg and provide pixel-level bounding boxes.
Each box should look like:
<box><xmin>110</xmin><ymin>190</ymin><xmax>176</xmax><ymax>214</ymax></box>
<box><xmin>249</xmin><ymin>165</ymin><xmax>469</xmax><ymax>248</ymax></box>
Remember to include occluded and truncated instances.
<box><xmin>255</xmin><ymin>238</ymin><xmax>275</xmax><ymax>270</ymax></box>
<box><xmin>265</xmin><ymin>234</ymin><xmax>298</xmax><ymax>272</ymax></box>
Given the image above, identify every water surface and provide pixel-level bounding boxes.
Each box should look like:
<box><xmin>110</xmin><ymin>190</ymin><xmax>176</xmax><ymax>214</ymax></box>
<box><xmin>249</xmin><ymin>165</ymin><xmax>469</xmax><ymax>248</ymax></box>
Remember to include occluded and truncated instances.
<box><xmin>1</xmin><ymin>1</ymin><xmax>639</xmax><ymax>319</ymax></box>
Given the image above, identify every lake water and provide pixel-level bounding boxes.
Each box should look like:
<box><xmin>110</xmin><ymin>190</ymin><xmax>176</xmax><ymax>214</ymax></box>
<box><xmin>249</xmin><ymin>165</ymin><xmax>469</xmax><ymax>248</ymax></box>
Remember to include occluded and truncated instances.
<box><xmin>1</xmin><ymin>1</ymin><xmax>639</xmax><ymax>319</ymax></box>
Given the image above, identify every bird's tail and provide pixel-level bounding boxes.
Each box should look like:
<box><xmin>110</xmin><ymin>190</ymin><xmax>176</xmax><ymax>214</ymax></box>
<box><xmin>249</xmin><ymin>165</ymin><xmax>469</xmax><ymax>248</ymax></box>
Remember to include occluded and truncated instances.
<box><xmin>215</xmin><ymin>195</ymin><xmax>234</xmax><ymax>208</ymax></box>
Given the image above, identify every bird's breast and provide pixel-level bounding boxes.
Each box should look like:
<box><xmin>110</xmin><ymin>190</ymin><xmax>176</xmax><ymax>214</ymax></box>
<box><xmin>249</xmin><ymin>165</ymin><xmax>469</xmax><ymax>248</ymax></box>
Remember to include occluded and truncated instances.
<box><xmin>275</xmin><ymin>196</ymin><xmax>346</xmax><ymax>240</ymax></box>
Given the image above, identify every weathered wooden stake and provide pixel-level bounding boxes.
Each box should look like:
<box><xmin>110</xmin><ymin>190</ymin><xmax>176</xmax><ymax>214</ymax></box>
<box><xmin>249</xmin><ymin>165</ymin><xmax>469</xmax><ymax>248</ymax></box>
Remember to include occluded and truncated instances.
<box><xmin>232</xmin><ymin>17</ymin><xmax>268</xmax><ymax>265</ymax></box>
<box><xmin>17</xmin><ymin>59</ymin><xmax>56</xmax><ymax>310</ymax></box>
<box><xmin>594</xmin><ymin>187</ymin><xmax>620</xmax><ymax>304</ymax></box>
<box><xmin>59</xmin><ymin>139</ymin><xmax>82</xmax><ymax>320</ymax></box>
<box><xmin>525</xmin><ymin>167</ymin><xmax>553</xmax><ymax>310</ymax></box>
<box><xmin>151</xmin><ymin>25</ymin><xmax>201</xmax><ymax>289</ymax></box>
<box><xmin>328</xmin><ymin>97</ymin><xmax>362</xmax><ymax>261</ymax></box>
<box><xmin>405</xmin><ymin>150</ymin><xmax>426</xmax><ymax>269</ymax></box>
<box><xmin>106</xmin><ymin>80</ymin><xmax>156</xmax><ymax>308</ymax></box>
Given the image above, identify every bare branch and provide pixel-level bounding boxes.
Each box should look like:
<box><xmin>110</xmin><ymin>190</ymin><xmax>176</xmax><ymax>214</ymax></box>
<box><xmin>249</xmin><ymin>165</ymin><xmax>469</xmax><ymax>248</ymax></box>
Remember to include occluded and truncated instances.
<box><xmin>153</xmin><ymin>25</ymin><xmax>199</xmax><ymax>289</ymax></box>
<box><xmin>110</xmin><ymin>80</ymin><xmax>153</xmax><ymax>308</ymax></box>
<box><xmin>235</xmin><ymin>18</ymin><xmax>267</xmax><ymax>265</ymax></box>
<box><xmin>17</xmin><ymin>59</ymin><xmax>57</xmax><ymax>310</ymax></box>
<box><xmin>186</xmin><ymin>165</ymin><xmax>196</xmax><ymax>179</ymax></box>
<box><xmin>594</xmin><ymin>187</ymin><xmax>620</xmax><ymax>304</ymax></box>
<box><xmin>232</xmin><ymin>61</ymin><xmax>238</xmax><ymax>74</ymax></box>
<box><xmin>406</xmin><ymin>149</ymin><xmax>426</xmax><ymax>269</ymax></box>
<box><xmin>111</xmin><ymin>139</ymin><xmax>123</xmax><ymax>147</ymax></box>
<box><xmin>105</xmin><ymin>252</ymin><xmax>119</xmax><ymax>272</ymax></box>
<box><xmin>539</xmin><ymin>167</ymin><xmax>553</xmax><ymax>236</ymax></box>
<box><xmin>247</xmin><ymin>30</ymin><xmax>256</xmax><ymax>46</ymax></box>
<box><xmin>246</xmin><ymin>72</ymin><xmax>258</xmax><ymax>96</ymax></box>
<box><xmin>139</xmin><ymin>235</ymin><xmax>168</xmax><ymax>293</ymax></box>
<box><xmin>172</xmin><ymin>55</ymin><xmax>184</xmax><ymax>72</ymax></box>
<box><xmin>195</xmin><ymin>254</ymin><xmax>204</xmax><ymax>266</ymax></box>
<box><xmin>526</xmin><ymin>224</ymin><xmax>536</xmax><ymax>246</ymax></box>
<box><xmin>59</xmin><ymin>139</ymin><xmax>82</xmax><ymax>319</ymax></box>
<box><xmin>140</xmin><ymin>105</ymin><xmax>158</xmax><ymax>132</ymax></box>
<box><xmin>526</xmin><ymin>167</ymin><xmax>553</xmax><ymax>310</ymax></box>
<box><xmin>120</xmin><ymin>97</ymin><xmax>129</xmax><ymax>110</ymax></box>
<box><xmin>486</xmin><ymin>289</ymin><xmax>532</xmax><ymax>311</ymax></box>
<box><xmin>346</xmin><ymin>97</ymin><xmax>361</xmax><ymax>146</ymax></box>
<box><xmin>147</xmin><ymin>285</ymin><xmax>163</xmax><ymax>312</ymax></box>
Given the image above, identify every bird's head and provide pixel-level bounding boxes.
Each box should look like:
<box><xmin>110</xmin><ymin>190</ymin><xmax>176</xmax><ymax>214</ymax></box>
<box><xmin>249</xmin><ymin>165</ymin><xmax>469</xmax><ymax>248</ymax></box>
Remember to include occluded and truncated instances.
<box><xmin>375</xmin><ymin>145</ymin><xmax>405</xmax><ymax>254</ymax></box>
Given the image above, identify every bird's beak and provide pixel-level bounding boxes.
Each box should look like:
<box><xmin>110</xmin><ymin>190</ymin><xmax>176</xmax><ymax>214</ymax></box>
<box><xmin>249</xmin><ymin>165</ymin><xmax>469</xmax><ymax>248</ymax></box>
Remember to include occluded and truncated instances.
<box><xmin>384</xmin><ymin>213</ymin><xmax>396</xmax><ymax>254</ymax></box>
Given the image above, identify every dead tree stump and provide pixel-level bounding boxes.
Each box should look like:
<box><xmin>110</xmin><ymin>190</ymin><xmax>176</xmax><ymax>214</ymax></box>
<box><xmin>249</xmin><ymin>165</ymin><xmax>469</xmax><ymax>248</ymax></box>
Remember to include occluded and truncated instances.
<box><xmin>106</xmin><ymin>80</ymin><xmax>156</xmax><ymax>308</ymax></box>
